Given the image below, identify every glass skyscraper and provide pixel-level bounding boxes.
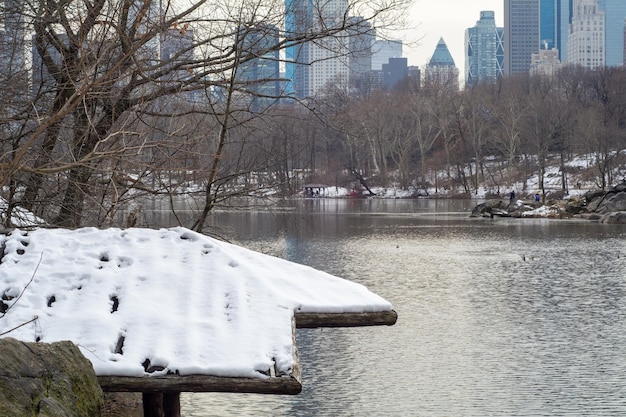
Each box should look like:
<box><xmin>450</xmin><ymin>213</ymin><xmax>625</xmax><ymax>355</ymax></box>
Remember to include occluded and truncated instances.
<box><xmin>285</xmin><ymin>0</ymin><xmax>311</xmax><ymax>98</ymax></box>
<box><xmin>597</xmin><ymin>0</ymin><xmax>626</xmax><ymax>66</ymax></box>
<box><xmin>540</xmin><ymin>0</ymin><xmax>571</xmax><ymax>61</ymax></box>
<box><xmin>465</xmin><ymin>11</ymin><xmax>501</xmax><ymax>87</ymax></box>
<box><xmin>284</xmin><ymin>0</ymin><xmax>350</xmax><ymax>98</ymax></box>
<box><xmin>238</xmin><ymin>25</ymin><xmax>281</xmax><ymax>111</ymax></box>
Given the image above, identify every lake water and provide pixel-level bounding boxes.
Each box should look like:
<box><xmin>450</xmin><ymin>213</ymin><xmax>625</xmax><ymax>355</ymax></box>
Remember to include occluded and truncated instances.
<box><xmin>152</xmin><ymin>198</ymin><xmax>626</xmax><ymax>416</ymax></box>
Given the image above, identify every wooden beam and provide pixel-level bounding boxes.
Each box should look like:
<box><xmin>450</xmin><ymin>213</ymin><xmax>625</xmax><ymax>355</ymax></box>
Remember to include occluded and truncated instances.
<box><xmin>295</xmin><ymin>309</ymin><xmax>398</xmax><ymax>328</ymax></box>
<box><xmin>99</xmin><ymin>374</ymin><xmax>302</xmax><ymax>395</ymax></box>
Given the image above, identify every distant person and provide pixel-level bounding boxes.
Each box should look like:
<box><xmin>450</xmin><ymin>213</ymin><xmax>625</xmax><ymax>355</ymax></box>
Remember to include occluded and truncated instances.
<box><xmin>509</xmin><ymin>190</ymin><xmax>515</xmax><ymax>202</ymax></box>
<box><xmin>535</xmin><ymin>192</ymin><xmax>540</xmax><ymax>202</ymax></box>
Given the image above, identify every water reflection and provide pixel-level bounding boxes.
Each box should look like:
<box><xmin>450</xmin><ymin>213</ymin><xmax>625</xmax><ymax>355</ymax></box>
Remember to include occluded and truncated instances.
<box><xmin>174</xmin><ymin>199</ymin><xmax>626</xmax><ymax>416</ymax></box>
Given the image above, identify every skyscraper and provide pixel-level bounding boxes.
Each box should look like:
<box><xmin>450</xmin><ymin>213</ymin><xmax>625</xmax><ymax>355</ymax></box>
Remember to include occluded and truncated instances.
<box><xmin>504</xmin><ymin>0</ymin><xmax>540</xmax><ymax>75</ymax></box>
<box><xmin>568</xmin><ymin>0</ymin><xmax>605</xmax><ymax>69</ymax></box>
<box><xmin>347</xmin><ymin>17</ymin><xmax>374</xmax><ymax>79</ymax></box>
<box><xmin>238</xmin><ymin>24</ymin><xmax>281</xmax><ymax>111</ymax></box>
<box><xmin>425</xmin><ymin>38</ymin><xmax>458</xmax><ymax>89</ymax></box>
<box><xmin>284</xmin><ymin>0</ymin><xmax>351</xmax><ymax>99</ymax></box>
<box><xmin>346</xmin><ymin>16</ymin><xmax>375</xmax><ymax>95</ymax></box>
<box><xmin>285</xmin><ymin>0</ymin><xmax>311</xmax><ymax>98</ymax></box>
<box><xmin>465</xmin><ymin>11</ymin><xmax>501</xmax><ymax>87</ymax></box>
<box><xmin>597</xmin><ymin>0</ymin><xmax>626</xmax><ymax>66</ymax></box>
<box><xmin>540</xmin><ymin>0</ymin><xmax>571</xmax><ymax>61</ymax></box>
<box><xmin>371</xmin><ymin>39</ymin><xmax>402</xmax><ymax>70</ymax></box>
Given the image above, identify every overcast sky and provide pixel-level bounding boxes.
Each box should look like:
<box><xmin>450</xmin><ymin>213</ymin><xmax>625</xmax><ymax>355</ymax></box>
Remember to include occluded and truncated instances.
<box><xmin>401</xmin><ymin>0</ymin><xmax>504</xmax><ymax>71</ymax></box>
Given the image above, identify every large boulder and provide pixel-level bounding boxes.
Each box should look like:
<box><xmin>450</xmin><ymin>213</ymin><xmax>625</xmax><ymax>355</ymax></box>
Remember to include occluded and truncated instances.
<box><xmin>601</xmin><ymin>211</ymin><xmax>626</xmax><ymax>224</ymax></box>
<box><xmin>0</xmin><ymin>338</ymin><xmax>102</xmax><ymax>417</ymax></box>
<box><xmin>470</xmin><ymin>199</ymin><xmax>508</xmax><ymax>217</ymax></box>
<box><xmin>594</xmin><ymin>191</ymin><xmax>626</xmax><ymax>215</ymax></box>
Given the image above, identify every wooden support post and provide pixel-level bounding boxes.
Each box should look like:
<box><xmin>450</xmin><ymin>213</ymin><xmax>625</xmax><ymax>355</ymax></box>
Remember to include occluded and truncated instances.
<box><xmin>143</xmin><ymin>393</ymin><xmax>164</xmax><ymax>417</ymax></box>
<box><xmin>142</xmin><ymin>392</ymin><xmax>181</xmax><ymax>417</ymax></box>
<box><xmin>163</xmin><ymin>393</ymin><xmax>181</xmax><ymax>417</ymax></box>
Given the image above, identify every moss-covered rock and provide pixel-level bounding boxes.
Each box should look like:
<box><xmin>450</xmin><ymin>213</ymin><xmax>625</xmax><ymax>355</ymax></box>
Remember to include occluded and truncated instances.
<box><xmin>0</xmin><ymin>337</ymin><xmax>102</xmax><ymax>417</ymax></box>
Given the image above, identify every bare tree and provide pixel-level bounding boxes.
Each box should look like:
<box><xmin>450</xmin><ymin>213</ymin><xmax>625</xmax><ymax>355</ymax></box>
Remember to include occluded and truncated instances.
<box><xmin>0</xmin><ymin>0</ymin><xmax>409</xmax><ymax>228</ymax></box>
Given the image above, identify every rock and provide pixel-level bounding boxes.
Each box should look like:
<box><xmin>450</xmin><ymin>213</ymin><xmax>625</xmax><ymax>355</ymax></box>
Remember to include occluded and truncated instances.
<box><xmin>595</xmin><ymin>191</ymin><xmax>626</xmax><ymax>214</ymax></box>
<box><xmin>565</xmin><ymin>195</ymin><xmax>587</xmax><ymax>214</ymax></box>
<box><xmin>0</xmin><ymin>338</ymin><xmax>102</xmax><ymax>417</ymax></box>
<box><xmin>601</xmin><ymin>211</ymin><xmax>626</xmax><ymax>224</ymax></box>
<box><xmin>613</xmin><ymin>181</ymin><xmax>626</xmax><ymax>193</ymax></box>
<box><xmin>470</xmin><ymin>199</ymin><xmax>507</xmax><ymax>217</ymax></box>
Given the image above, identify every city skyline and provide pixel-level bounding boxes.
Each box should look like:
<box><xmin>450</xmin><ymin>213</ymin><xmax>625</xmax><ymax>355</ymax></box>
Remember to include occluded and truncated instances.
<box><xmin>403</xmin><ymin>0</ymin><xmax>503</xmax><ymax>69</ymax></box>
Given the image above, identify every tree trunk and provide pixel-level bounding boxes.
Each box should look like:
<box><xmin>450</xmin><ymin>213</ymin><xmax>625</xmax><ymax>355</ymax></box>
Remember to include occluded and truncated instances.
<box><xmin>54</xmin><ymin>166</ymin><xmax>90</xmax><ymax>227</ymax></box>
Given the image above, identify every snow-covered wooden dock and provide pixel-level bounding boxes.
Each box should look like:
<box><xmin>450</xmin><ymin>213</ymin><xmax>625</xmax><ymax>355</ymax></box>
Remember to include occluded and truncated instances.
<box><xmin>0</xmin><ymin>227</ymin><xmax>396</xmax><ymax>416</ymax></box>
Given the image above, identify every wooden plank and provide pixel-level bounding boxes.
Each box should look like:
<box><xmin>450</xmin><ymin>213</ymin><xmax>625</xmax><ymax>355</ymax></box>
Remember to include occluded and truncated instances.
<box><xmin>98</xmin><ymin>374</ymin><xmax>302</xmax><ymax>395</ymax></box>
<box><xmin>295</xmin><ymin>309</ymin><xmax>398</xmax><ymax>328</ymax></box>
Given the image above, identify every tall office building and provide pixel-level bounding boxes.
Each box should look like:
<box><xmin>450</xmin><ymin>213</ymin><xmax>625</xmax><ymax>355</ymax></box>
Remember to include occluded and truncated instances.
<box><xmin>285</xmin><ymin>0</ymin><xmax>350</xmax><ymax>99</ymax></box>
<box><xmin>424</xmin><ymin>38</ymin><xmax>458</xmax><ymax>89</ymax></box>
<box><xmin>504</xmin><ymin>0</ymin><xmax>540</xmax><ymax>75</ymax></box>
<box><xmin>568</xmin><ymin>0</ymin><xmax>605</xmax><ymax>69</ymax></box>
<box><xmin>285</xmin><ymin>0</ymin><xmax>310</xmax><ymax>98</ymax></box>
<box><xmin>597</xmin><ymin>0</ymin><xmax>626</xmax><ymax>66</ymax></box>
<box><xmin>237</xmin><ymin>24</ymin><xmax>280</xmax><ymax>111</ymax></box>
<box><xmin>347</xmin><ymin>16</ymin><xmax>374</xmax><ymax>91</ymax></box>
<box><xmin>465</xmin><ymin>11</ymin><xmax>501</xmax><ymax>88</ymax></box>
<box><xmin>371</xmin><ymin>39</ymin><xmax>402</xmax><ymax>70</ymax></box>
<box><xmin>540</xmin><ymin>0</ymin><xmax>571</xmax><ymax>61</ymax></box>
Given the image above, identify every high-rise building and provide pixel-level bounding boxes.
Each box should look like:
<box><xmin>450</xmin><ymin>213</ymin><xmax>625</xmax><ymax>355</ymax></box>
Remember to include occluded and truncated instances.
<box><xmin>465</xmin><ymin>11</ymin><xmax>502</xmax><ymax>88</ymax></box>
<box><xmin>540</xmin><ymin>0</ymin><xmax>571</xmax><ymax>61</ymax></box>
<box><xmin>597</xmin><ymin>0</ymin><xmax>626</xmax><ymax>66</ymax></box>
<box><xmin>371</xmin><ymin>39</ymin><xmax>402</xmax><ymax>70</ymax></box>
<box><xmin>238</xmin><ymin>24</ymin><xmax>281</xmax><ymax>111</ymax></box>
<box><xmin>347</xmin><ymin>17</ymin><xmax>374</xmax><ymax>77</ymax></box>
<box><xmin>285</xmin><ymin>0</ymin><xmax>310</xmax><ymax>98</ymax></box>
<box><xmin>284</xmin><ymin>0</ymin><xmax>350</xmax><ymax>99</ymax></box>
<box><xmin>568</xmin><ymin>0</ymin><xmax>605</xmax><ymax>69</ymax></box>
<box><xmin>425</xmin><ymin>38</ymin><xmax>459</xmax><ymax>89</ymax></box>
<box><xmin>504</xmin><ymin>0</ymin><xmax>540</xmax><ymax>75</ymax></box>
